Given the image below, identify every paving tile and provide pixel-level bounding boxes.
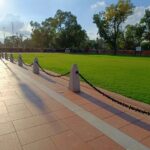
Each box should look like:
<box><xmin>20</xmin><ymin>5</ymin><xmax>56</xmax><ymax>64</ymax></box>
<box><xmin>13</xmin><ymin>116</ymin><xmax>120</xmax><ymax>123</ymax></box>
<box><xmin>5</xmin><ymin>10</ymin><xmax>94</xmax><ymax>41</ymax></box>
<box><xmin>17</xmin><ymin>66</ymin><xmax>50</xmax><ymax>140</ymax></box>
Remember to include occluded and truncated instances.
<box><xmin>62</xmin><ymin>116</ymin><xmax>103</xmax><ymax>142</ymax></box>
<box><xmin>92</xmin><ymin>108</ymin><xmax>114</xmax><ymax>119</ymax></box>
<box><xmin>0</xmin><ymin>122</ymin><xmax>15</xmax><ymax>135</ymax></box>
<box><xmin>23</xmin><ymin>137</ymin><xmax>58</xmax><ymax>150</ymax></box>
<box><xmin>82</xmin><ymin>103</ymin><xmax>100</xmax><ymax>112</ymax></box>
<box><xmin>141</xmin><ymin>136</ymin><xmax>150</xmax><ymax>148</ymax></box>
<box><xmin>17</xmin><ymin>121</ymin><xmax>68</xmax><ymax>145</ymax></box>
<box><xmin>0</xmin><ymin>102</ymin><xmax>8</xmax><ymax>114</ymax></box>
<box><xmin>0</xmin><ymin>94</ymin><xmax>21</xmax><ymax>101</ymax></box>
<box><xmin>0</xmin><ymin>133</ymin><xmax>22</xmax><ymax>150</ymax></box>
<box><xmin>0</xmin><ymin>106</ymin><xmax>8</xmax><ymax>115</ymax></box>
<box><xmin>104</xmin><ymin>114</ymin><xmax>132</xmax><ymax>128</ymax></box>
<box><xmin>139</xmin><ymin>116</ymin><xmax>150</xmax><ymax>125</ymax></box>
<box><xmin>7</xmin><ymin>103</ymin><xmax>28</xmax><ymax>113</ymax></box>
<box><xmin>4</xmin><ymin>98</ymin><xmax>25</xmax><ymax>106</ymax></box>
<box><xmin>120</xmin><ymin>122</ymin><xmax>150</xmax><ymax>141</ymax></box>
<box><xmin>63</xmin><ymin>91</ymin><xmax>89</xmax><ymax>105</ymax></box>
<box><xmin>9</xmin><ymin>109</ymin><xmax>32</xmax><ymax>121</ymax></box>
<box><xmin>47</xmin><ymin>101</ymin><xmax>66</xmax><ymax>112</ymax></box>
<box><xmin>52</xmin><ymin>130</ymin><xmax>93</xmax><ymax>150</ymax></box>
<box><xmin>13</xmin><ymin>112</ymin><xmax>58</xmax><ymax>131</ymax></box>
<box><xmin>0</xmin><ymin>113</ymin><xmax>11</xmax><ymax>123</ymax></box>
<box><xmin>25</xmin><ymin>101</ymin><xmax>51</xmax><ymax>115</ymax></box>
<box><xmin>52</xmin><ymin>108</ymin><xmax>75</xmax><ymax>120</ymax></box>
<box><xmin>124</xmin><ymin>110</ymin><xmax>146</xmax><ymax>120</ymax></box>
<box><xmin>17</xmin><ymin>123</ymin><xmax>52</xmax><ymax>145</ymax></box>
<box><xmin>0</xmin><ymin>102</ymin><xmax>5</xmax><ymax>107</ymax></box>
<box><xmin>1</xmin><ymin>90</ymin><xmax>18</xmax><ymax>97</ymax></box>
<box><xmin>87</xmin><ymin>135</ymin><xmax>125</xmax><ymax>150</ymax></box>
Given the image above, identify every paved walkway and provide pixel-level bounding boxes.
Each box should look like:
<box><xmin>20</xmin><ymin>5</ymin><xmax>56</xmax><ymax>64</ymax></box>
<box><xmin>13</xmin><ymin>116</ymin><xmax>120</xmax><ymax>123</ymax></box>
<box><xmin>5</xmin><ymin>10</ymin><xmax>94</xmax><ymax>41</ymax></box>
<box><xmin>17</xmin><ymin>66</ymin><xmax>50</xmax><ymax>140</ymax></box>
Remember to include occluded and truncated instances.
<box><xmin>0</xmin><ymin>59</ymin><xmax>150</xmax><ymax>150</ymax></box>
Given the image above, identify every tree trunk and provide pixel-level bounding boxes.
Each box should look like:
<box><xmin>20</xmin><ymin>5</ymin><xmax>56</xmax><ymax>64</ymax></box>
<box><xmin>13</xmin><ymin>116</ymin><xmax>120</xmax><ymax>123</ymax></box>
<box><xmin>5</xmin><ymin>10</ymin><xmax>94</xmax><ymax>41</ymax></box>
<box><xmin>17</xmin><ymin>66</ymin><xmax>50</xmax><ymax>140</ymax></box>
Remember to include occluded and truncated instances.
<box><xmin>113</xmin><ymin>39</ymin><xmax>117</xmax><ymax>55</ymax></box>
<box><xmin>114</xmin><ymin>48</ymin><xmax>117</xmax><ymax>55</ymax></box>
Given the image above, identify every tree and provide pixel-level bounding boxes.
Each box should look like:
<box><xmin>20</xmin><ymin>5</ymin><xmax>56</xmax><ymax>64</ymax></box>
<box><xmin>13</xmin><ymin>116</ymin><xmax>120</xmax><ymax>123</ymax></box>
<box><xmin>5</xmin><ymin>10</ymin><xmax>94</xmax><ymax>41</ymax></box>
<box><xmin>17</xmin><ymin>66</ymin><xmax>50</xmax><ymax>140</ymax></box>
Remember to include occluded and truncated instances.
<box><xmin>22</xmin><ymin>38</ymin><xmax>33</xmax><ymax>48</ymax></box>
<box><xmin>30</xmin><ymin>21</ymin><xmax>47</xmax><ymax>48</ymax></box>
<box><xmin>93</xmin><ymin>0</ymin><xmax>134</xmax><ymax>54</ymax></box>
<box><xmin>30</xmin><ymin>10</ymin><xmax>88</xmax><ymax>49</ymax></box>
<box><xmin>141</xmin><ymin>9</ymin><xmax>150</xmax><ymax>42</ymax></box>
<box><xmin>4</xmin><ymin>35</ymin><xmax>23</xmax><ymax>48</ymax></box>
<box><xmin>124</xmin><ymin>24</ymin><xmax>145</xmax><ymax>49</ymax></box>
<box><xmin>0</xmin><ymin>41</ymin><xmax>4</xmax><ymax>48</ymax></box>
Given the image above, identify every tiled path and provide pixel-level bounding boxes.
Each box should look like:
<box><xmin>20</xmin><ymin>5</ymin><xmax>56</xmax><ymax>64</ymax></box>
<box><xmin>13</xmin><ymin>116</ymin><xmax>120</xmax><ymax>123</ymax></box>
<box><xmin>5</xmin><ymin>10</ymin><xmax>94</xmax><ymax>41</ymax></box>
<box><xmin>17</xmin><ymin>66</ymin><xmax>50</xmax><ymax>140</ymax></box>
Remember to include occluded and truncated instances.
<box><xmin>0</xmin><ymin>59</ymin><xmax>150</xmax><ymax>150</ymax></box>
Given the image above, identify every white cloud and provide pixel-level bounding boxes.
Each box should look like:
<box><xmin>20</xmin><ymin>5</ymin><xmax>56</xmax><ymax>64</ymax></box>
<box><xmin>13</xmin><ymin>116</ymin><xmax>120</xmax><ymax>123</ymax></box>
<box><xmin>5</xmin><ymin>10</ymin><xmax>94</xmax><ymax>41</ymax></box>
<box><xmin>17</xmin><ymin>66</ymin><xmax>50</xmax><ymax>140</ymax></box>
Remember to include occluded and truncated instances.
<box><xmin>0</xmin><ymin>14</ymin><xmax>32</xmax><ymax>42</ymax></box>
<box><xmin>91</xmin><ymin>1</ymin><xmax>106</xmax><ymax>10</ymax></box>
<box><xmin>87</xmin><ymin>26</ymin><xmax>99</xmax><ymax>40</ymax></box>
<box><xmin>88</xmin><ymin>5</ymin><xmax>150</xmax><ymax>39</ymax></box>
<box><xmin>124</xmin><ymin>6</ymin><xmax>150</xmax><ymax>27</ymax></box>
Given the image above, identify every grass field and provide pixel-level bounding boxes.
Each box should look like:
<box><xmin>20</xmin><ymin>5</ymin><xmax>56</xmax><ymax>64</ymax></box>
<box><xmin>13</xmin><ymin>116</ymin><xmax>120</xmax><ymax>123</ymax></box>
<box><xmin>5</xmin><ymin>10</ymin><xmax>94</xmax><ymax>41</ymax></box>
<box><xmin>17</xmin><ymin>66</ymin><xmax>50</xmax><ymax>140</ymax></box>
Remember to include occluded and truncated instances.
<box><xmin>14</xmin><ymin>53</ymin><xmax>150</xmax><ymax>104</ymax></box>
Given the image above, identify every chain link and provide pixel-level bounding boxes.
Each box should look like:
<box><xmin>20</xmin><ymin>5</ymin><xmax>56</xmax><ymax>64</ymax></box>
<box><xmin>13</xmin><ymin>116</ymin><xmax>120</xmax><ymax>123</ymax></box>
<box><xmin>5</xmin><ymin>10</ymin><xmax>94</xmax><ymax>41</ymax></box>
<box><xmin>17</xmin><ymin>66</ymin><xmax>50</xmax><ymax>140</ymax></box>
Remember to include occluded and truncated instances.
<box><xmin>37</xmin><ymin>62</ymin><xmax>70</xmax><ymax>77</ymax></box>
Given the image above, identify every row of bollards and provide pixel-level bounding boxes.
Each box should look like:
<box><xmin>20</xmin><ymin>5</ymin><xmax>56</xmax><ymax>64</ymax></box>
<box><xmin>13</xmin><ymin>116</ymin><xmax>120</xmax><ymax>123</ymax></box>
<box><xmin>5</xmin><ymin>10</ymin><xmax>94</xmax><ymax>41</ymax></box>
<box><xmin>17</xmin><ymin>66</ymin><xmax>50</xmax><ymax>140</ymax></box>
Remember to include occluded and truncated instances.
<box><xmin>1</xmin><ymin>52</ymin><xmax>80</xmax><ymax>92</ymax></box>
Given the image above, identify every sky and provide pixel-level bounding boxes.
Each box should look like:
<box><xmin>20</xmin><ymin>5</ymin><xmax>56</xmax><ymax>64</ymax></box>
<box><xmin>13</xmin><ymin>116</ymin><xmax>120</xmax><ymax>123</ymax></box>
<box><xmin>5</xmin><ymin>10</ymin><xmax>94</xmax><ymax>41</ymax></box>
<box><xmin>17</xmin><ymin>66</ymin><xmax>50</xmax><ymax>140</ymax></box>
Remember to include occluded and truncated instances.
<box><xmin>0</xmin><ymin>0</ymin><xmax>150</xmax><ymax>42</ymax></box>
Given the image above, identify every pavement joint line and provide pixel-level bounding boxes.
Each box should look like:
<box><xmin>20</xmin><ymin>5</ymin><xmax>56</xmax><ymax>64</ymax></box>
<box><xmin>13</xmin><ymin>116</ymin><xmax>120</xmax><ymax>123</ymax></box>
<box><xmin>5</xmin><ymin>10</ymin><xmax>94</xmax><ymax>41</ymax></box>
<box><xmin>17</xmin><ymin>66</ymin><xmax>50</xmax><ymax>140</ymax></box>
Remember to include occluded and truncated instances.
<box><xmin>2</xmin><ymin>60</ymin><xmax>150</xmax><ymax>150</ymax></box>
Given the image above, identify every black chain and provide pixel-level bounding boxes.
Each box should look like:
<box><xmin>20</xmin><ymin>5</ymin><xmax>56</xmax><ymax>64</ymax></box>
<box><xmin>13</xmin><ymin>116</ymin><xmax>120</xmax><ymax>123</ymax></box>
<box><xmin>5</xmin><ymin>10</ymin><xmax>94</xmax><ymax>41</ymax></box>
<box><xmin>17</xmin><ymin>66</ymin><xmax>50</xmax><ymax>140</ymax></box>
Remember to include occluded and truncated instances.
<box><xmin>77</xmin><ymin>71</ymin><xmax>150</xmax><ymax>116</ymax></box>
<box><xmin>22</xmin><ymin>60</ymin><xmax>33</xmax><ymax>67</ymax></box>
<box><xmin>37</xmin><ymin>62</ymin><xmax>70</xmax><ymax>77</ymax></box>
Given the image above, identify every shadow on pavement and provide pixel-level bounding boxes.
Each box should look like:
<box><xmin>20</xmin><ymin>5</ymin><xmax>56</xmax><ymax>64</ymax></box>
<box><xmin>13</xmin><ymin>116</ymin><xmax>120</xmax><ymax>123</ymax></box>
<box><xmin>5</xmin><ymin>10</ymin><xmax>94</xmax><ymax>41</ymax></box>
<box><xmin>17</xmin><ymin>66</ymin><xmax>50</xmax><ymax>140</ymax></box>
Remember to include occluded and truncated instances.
<box><xmin>79</xmin><ymin>91</ymin><xmax>150</xmax><ymax>131</ymax></box>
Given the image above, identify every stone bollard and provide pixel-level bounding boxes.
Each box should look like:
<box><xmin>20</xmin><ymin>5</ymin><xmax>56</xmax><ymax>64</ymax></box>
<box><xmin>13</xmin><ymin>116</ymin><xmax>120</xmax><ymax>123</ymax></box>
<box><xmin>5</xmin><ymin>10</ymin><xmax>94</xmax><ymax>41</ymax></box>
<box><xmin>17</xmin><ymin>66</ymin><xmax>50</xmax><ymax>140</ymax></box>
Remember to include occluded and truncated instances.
<box><xmin>5</xmin><ymin>53</ymin><xmax>8</xmax><ymax>60</ymax></box>
<box><xmin>18</xmin><ymin>54</ymin><xmax>23</xmax><ymax>67</ymax></box>
<box><xmin>69</xmin><ymin>64</ymin><xmax>80</xmax><ymax>92</ymax></box>
<box><xmin>10</xmin><ymin>54</ymin><xmax>14</xmax><ymax>63</ymax></box>
<box><xmin>33</xmin><ymin>57</ymin><xmax>39</xmax><ymax>74</ymax></box>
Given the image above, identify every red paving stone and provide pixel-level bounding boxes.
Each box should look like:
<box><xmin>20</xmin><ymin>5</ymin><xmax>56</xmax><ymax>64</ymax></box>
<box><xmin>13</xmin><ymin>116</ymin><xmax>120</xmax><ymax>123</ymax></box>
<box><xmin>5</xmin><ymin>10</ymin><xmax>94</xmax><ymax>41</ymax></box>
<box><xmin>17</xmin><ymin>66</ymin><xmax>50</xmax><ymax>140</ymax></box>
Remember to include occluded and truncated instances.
<box><xmin>52</xmin><ymin>130</ymin><xmax>93</xmax><ymax>150</ymax></box>
<box><xmin>87</xmin><ymin>135</ymin><xmax>125</xmax><ymax>150</ymax></box>
<box><xmin>62</xmin><ymin>116</ymin><xmax>103</xmax><ymax>142</ymax></box>
<box><xmin>0</xmin><ymin>60</ymin><xmax>150</xmax><ymax>150</ymax></box>
<box><xmin>120</xmin><ymin>123</ymin><xmax>150</xmax><ymax>141</ymax></box>
<box><xmin>142</xmin><ymin>136</ymin><xmax>150</xmax><ymax>148</ymax></box>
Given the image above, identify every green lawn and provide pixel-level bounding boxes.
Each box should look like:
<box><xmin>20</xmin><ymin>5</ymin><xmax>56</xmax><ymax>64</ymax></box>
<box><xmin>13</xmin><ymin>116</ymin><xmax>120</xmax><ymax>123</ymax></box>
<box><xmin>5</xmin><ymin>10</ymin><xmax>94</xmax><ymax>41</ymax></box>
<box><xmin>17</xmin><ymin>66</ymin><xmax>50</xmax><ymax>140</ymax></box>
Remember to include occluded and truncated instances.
<box><xmin>14</xmin><ymin>53</ymin><xmax>150</xmax><ymax>104</ymax></box>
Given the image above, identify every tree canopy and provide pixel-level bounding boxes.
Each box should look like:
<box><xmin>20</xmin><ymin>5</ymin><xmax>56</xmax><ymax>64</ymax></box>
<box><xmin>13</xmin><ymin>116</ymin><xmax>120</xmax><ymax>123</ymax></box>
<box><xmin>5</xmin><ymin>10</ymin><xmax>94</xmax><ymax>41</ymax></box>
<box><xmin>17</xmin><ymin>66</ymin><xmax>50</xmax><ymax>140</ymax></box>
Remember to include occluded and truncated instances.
<box><xmin>30</xmin><ymin>10</ymin><xmax>88</xmax><ymax>49</ymax></box>
<box><xmin>93</xmin><ymin>0</ymin><xmax>134</xmax><ymax>54</ymax></box>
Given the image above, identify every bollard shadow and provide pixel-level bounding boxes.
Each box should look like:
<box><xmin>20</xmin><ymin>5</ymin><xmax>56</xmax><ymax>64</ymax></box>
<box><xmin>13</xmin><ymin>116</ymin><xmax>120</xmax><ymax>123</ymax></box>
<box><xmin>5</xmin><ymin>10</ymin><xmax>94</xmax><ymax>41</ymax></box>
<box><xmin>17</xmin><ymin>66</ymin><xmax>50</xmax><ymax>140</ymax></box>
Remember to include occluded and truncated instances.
<box><xmin>18</xmin><ymin>83</ymin><xmax>47</xmax><ymax>112</ymax></box>
<box><xmin>3</xmin><ymin>60</ymin><xmax>47</xmax><ymax>112</ymax></box>
<box><xmin>20</xmin><ymin>65</ymin><xmax>28</xmax><ymax>70</ymax></box>
<box><xmin>79</xmin><ymin>91</ymin><xmax>150</xmax><ymax>131</ymax></box>
<box><xmin>2</xmin><ymin>60</ymin><xmax>65</xmax><ymax>130</ymax></box>
<box><xmin>39</xmin><ymin>73</ymin><xmax>56</xmax><ymax>84</ymax></box>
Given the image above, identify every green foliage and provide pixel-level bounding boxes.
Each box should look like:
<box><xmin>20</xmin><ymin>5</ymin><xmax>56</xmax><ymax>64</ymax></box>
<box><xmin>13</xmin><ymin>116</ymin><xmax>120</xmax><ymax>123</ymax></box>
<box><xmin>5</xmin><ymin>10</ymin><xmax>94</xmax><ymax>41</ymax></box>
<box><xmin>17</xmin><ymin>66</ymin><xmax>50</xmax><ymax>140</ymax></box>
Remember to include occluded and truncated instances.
<box><xmin>93</xmin><ymin>0</ymin><xmax>134</xmax><ymax>54</ymax></box>
<box><xmin>4</xmin><ymin>35</ymin><xmax>23</xmax><ymax>48</ymax></box>
<box><xmin>141</xmin><ymin>9</ymin><xmax>150</xmax><ymax>42</ymax></box>
<box><xmin>124</xmin><ymin>24</ymin><xmax>145</xmax><ymax>49</ymax></box>
<box><xmin>141</xmin><ymin>41</ymin><xmax>150</xmax><ymax>50</ymax></box>
<box><xmin>22</xmin><ymin>38</ymin><xmax>33</xmax><ymax>48</ymax></box>
<box><xmin>13</xmin><ymin>53</ymin><xmax>150</xmax><ymax>104</ymax></box>
<box><xmin>30</xmin><ymin>10</ymin><xmax>88</xmax><ymax>49</ymax></box>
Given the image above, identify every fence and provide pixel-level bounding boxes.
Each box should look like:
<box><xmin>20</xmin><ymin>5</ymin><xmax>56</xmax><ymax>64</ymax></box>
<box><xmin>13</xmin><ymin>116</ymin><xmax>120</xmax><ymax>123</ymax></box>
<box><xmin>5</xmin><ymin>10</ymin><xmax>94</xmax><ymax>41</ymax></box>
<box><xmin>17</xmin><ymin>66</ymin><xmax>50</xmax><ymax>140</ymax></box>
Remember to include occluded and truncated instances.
<box><xmin>0</xmin><ymin>48</ymin><xmax>150</xmax><ymax>56</ymax></box>
<box><xmin>0</xmin><ymin>52</ymin><xmax>150</xmax><ymax>116</ymax></box>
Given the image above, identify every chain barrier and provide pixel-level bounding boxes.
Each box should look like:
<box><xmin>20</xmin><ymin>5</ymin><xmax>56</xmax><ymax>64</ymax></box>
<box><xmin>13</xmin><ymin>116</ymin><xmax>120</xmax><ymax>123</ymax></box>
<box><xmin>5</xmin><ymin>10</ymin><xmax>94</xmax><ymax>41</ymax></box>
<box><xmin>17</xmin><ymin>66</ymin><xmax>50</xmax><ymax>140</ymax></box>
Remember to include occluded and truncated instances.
<box><xmin>22</xmin><ymin>60</ymin><xmax>33</xmax><ymax>67</ymax></box>
<box><xmin>76</xmin><ymin>71</ymin><xmax>150</xmax><ymax>116</ymax></box>
<box><xmin>3</xmin><ymin>54</ymin><xmax>149</xmax><ymax>116</ymax></box>
<box><xmin>37</xmin><ymin>62</ymin><xmax>70</xmax><ymax>77</ymax></box>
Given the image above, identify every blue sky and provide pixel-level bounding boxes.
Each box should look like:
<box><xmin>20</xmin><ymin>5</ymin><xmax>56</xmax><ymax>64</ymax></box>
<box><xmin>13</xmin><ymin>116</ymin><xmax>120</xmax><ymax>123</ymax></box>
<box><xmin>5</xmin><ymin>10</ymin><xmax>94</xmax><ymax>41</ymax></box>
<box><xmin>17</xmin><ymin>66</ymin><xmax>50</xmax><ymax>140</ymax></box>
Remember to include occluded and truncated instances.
<box><xmin>0</xmin><ymin>0</ymin><xmax>150</xmax><ymax>41</ymax></box>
